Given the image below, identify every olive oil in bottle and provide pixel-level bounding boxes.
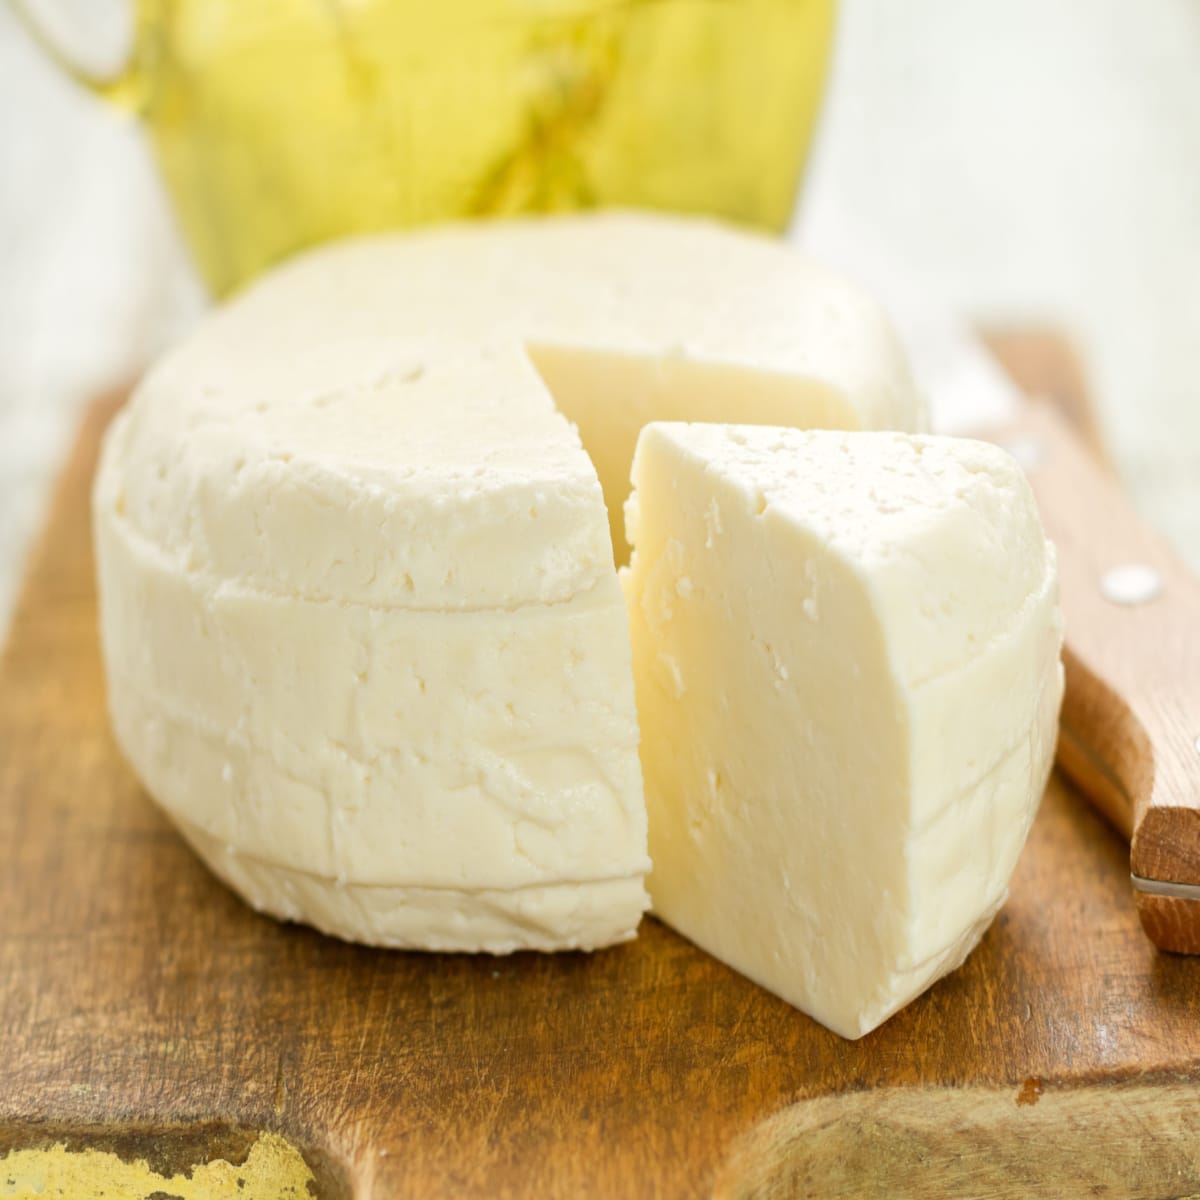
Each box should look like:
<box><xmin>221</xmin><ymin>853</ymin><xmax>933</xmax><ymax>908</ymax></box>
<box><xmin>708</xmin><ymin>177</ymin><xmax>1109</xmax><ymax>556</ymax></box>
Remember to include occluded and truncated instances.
<box><xmin>123</xmin><ymin>0</ymin><xmax>834</xmax><ymax>294</ymax></box>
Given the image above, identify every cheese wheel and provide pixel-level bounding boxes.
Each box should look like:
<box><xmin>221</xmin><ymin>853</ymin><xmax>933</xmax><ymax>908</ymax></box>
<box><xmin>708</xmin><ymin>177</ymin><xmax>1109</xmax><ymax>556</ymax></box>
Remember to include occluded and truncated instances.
<box><xmin>94</xmin><ymin>212</ymin><xmax>924</xmax><ymax>953</ymax></box>
<box><xmin>622</xmin><ymin>424</ymin><xmax>1063</xmax><ymax>1036</ymax></box>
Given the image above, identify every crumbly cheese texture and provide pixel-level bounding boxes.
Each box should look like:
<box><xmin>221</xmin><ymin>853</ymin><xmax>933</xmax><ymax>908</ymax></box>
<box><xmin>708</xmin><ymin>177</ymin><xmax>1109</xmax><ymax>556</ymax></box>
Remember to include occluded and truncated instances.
<box><xmin>96</xmin><ymin>357</ymin><xmax>647</xmax><ymax>953</ymax></box>
<box><xmin>94</xmin><ymin>212</ymin><xmax>921</xmax><ymax>953</ymax></box>
<box><xmin>622</xmin><ymin>425</ymin><xmax>1063</xmax><ymax>1037</ymax></box>
<box><xmin>122</xmin><ymin>211</ymin><xmax>922</xmax><ymax>573</ymax></box>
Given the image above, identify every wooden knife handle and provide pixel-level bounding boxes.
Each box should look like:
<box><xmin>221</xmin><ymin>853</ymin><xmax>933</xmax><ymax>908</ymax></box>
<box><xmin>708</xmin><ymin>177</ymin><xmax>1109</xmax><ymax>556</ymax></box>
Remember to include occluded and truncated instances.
<box><xmin>989</xmin><ymin>403</ymin><xmax>1200</xmax><ymax>952</ymax></box>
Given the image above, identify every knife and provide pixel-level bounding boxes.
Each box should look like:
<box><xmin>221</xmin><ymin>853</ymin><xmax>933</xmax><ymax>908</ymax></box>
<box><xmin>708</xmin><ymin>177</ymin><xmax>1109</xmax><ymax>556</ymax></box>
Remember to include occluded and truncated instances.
<box><xmin>982</xmin><ymin>400</ymin><xmax>1200</xmax><ymax>952</ymax></box>
<box><xmin>896</xmin><ymin>316</ymin><xmax>1200</xmax><ymax>953</ymax></box>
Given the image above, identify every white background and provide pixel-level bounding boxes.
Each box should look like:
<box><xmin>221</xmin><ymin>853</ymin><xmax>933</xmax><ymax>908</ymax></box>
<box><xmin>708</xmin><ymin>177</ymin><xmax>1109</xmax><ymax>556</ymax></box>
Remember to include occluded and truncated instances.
<box><xmin>2</xmin><ymin>0</ymin><xmax>1198</xmax><ymax>636</ymax></box>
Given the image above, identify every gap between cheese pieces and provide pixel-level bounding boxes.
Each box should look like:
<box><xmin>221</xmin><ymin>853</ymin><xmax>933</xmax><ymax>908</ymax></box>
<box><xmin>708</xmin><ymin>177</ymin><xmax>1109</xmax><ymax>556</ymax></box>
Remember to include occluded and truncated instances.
<box><xmin>92</xmin><ymin>212</ymin><xmax>1058</xmax><ymax>1037</ymax></box>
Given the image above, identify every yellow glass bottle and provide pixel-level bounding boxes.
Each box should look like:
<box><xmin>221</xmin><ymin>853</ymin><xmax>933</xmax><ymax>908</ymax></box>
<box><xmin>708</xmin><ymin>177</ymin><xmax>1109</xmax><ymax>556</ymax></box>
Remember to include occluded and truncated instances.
<box><xmin>17</xmin><ymin>0</ymin><xmax>834</xmax><ymax>295</ymax></box>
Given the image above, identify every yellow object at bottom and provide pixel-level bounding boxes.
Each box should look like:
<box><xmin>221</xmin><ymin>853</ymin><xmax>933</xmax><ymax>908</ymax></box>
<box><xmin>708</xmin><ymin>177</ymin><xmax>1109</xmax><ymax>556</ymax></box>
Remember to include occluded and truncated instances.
<box><xmin>0</xmin><ymin>1132</ymin><xmax>314</xmax><ymax>1200</ymax></box>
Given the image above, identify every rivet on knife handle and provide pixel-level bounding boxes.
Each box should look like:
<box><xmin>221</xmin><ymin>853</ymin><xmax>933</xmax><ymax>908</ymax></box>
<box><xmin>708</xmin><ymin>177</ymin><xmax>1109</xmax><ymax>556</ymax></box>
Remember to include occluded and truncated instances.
<box><xmin>991</xmin><ymin>403</ymin><xmax>1200</xmax><ymax>953</ymax></box>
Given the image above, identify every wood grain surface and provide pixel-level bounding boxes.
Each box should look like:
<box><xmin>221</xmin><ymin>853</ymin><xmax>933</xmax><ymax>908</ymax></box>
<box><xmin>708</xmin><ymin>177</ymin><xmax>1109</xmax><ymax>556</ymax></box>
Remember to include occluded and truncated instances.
<box><xmin>986</xmin><ymin>403</ymin><xmax>1200</xmax><ymax>954</ymax></box>
<box><xmin>3</xmin><ymin>335</ymin><xmax>1199</xmax><ymax>1198</ymax></box>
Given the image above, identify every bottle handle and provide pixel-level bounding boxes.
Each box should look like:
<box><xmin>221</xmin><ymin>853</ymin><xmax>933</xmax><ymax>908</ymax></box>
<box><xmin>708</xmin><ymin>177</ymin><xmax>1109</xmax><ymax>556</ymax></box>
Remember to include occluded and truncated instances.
<box><xmin>8</xmin><ymin>0</ymin><xmax>142</xmax><ymax>109</ymax></box>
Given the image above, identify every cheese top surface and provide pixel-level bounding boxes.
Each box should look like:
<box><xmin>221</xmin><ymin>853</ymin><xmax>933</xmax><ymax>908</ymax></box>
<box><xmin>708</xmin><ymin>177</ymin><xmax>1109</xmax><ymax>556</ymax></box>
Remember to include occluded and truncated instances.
<box><xmin>623</xmin><ymin>424</ymin><xmax>1063</xmax><ymax>1036</ymax></box>
<box><xmin>632</xmin><ymin>424</ymin><xmax>1051</xmax><ymax>686</ymax></box>
<box><xmin>116</xmin><ymin>211</ymin><xmax>922</xmax><ymax>591</ymax></box>
<box><xmin>118</xmin><ymin>344</ymin><xmax>612</xmax><ymax>610</ymax></box>
<box><xmin>177</xmin><ymin>210</ymin><xmax>915</xmax><ymax>419</ymax></box>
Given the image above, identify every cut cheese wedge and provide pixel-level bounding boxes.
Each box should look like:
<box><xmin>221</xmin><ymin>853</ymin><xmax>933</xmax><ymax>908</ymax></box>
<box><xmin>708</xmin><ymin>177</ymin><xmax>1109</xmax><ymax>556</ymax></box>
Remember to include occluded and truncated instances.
<box><xmin>94</xmin><ymin>212</ymin><xmax>924</xmax><ymax>954</ymax></box>
<box><xmin>622</xmin><ymin>424</ymin><xmax>1063</xmax><ymax>1037</ymax></box>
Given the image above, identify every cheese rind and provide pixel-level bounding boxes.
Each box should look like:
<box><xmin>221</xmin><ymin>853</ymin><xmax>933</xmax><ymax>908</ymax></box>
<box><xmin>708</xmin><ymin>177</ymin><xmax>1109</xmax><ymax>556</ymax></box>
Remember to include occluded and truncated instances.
<box><xmin>97</xmin><ymin>420</ymin><xmax>647</xmax><ymax>897</ymax></box>
<box><xmin>177</xmin><ymin>818</ymin><xmax>646</xmax><ymax>953</ymax></box>
<box><xmin>622</xmin><ymin>424</ymin><xmax>1063</xmax><ymax>1037</ymax></box>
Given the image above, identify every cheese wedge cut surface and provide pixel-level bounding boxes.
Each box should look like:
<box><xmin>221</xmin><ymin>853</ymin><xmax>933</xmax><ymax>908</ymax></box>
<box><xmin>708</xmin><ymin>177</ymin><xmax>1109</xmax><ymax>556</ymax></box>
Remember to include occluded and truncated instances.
<box><xmin>622</xmin><ymin>424</ymin><xmax>1064</xmax><ymax>1036</ymax></box>
<box><xmin>93</xmin><ymin>212</ymin><xmax>923</xmax><ymax>954</ymax></box>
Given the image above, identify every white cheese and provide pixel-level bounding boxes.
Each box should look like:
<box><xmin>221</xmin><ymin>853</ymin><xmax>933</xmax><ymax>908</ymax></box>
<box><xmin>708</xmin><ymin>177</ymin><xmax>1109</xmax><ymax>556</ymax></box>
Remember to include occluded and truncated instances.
<box><xmin>123</xmin><ymin>212</ymin><xmax>922</xmax><ymax>570</ymax></box>
<box><xmin>176</xmin><ymin>818</ymin><xmax>647</xmax><ymax>954</ymax></box>
<box><xmin>95</xmin><ymin>353</ymin><xmax>649</xmax><ymax>951</ymax></box>
<box><xmin>94</xmin><ymin>212</ymin><xmax>924</xmax><ymax>954</ymax></box>
<box><xmin>97</xmin><ymin>507</ymin><xmax>645</xmax><ymax>891</ymax></box>
<box><xmin>622</xmin><ymin>424</ymin><xmax>1063</xmax><ymax>1037</ymax></box>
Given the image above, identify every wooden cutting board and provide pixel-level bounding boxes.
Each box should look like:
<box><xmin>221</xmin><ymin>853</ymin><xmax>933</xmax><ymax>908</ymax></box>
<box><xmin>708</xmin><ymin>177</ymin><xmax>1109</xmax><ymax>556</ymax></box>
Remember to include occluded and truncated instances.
<box><xmin>3</xmin><ymin>333</ymin><xmax>1199</xmax><ymax>1199</ymax></box>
